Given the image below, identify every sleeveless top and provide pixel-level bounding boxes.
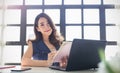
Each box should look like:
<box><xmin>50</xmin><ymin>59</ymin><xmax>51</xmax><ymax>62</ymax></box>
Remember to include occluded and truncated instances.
<box><xmin>32</xmin><ymin>40</ymin><xmax>60</xmax><ymax>60</ymax></box>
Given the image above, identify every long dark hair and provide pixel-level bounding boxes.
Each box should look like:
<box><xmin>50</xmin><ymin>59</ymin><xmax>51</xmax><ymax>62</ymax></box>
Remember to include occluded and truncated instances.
<box><xmin>31</xmin><ymin>13</ymin><xmax>64</xmax><ymax>47</ymax></box>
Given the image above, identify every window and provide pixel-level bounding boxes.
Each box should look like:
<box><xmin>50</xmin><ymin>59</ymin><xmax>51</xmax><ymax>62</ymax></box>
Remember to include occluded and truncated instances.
<box><xmin>45</xmin><ymin>9</ymin><xmax>60</xmax><ymax>24</ymax></box>
<box><xmin>44</xmin><ymin>0</ymin><xmax>62</xmax><ymax>5</ymax></box>
<box><xmin>4</xmin><ymin>27</ymin><xmax>20</xmax><ymax>41</ymax></box>
<box><xmin>105</xmin><ymin>9</ymin><xmax>120</xmax><ymax>24</ymax></box>
<box><xmin>83</xmin><ymin>0</ymin><xmax>101</xmax><ymax>5</ymax></box>
<box><xmin>106</xmin><ymin>26</ymin><xmax>120</xmax><ymax>41</ymax></box>
<box><xmin>25</xmin><ymin>0</ymin><xmax>42</xmax><ymax>5</ymax></box>
<box><xmin>5</xmin><ymin>9</ymin><xmax>21</xmax><ymax>24</ymax></box>
<box><xmin>5</xmin><ymin>0</ymin><xmax>23</xmax><ymax>5</ymax></box>
<box><xmin>64</xmin><ymin>0</ymin><xmax>81</xmax><ymax>5</ymax></box>
<box><xmin>83</xmin><ymin>9</ymin><xmax>99</xmax><ymax>24</ymax></box>
<box><xmin>66</xmin><ymin>9</ymin><xmax>81</xmax><ymax>24</ymax></box>
<box><xmin>66</xmin><ymin>26</ymin><xmax>82</xmax><ymax>41</ymax></box>
<box><xmin>27</xmin><ymin>9</ymin><xmax>42</xmax><ymax>24</ymax></box>
<box><xmin>26</xmin><ymin>26</ymin><xmax>34</xmax><ymax>41</ymax></box>
<box><xmin>104</xmin><ymin>0</ymin><xmax>120</xmax><ymax>5</ymax></box>
<box><xmin>1</xmin><ymin>0</ymin><xmax>118</xmax><ymax>64</ymax></box>
<box><xmin>84</xmin><ymin>26</ymin><xmax>100</xmax><ymax>40</ymax></box>
<box><xmin>3</xmin><ymin>46</ymin><xmax>21</xmax><ymax>63</ymax></box>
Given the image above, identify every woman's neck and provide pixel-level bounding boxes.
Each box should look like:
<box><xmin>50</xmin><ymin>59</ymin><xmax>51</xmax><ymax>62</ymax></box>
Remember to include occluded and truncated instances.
<box><xmin>43</xmin><ymin>35</ymin><xmax>49</xmax><ymax>42</ymax></box>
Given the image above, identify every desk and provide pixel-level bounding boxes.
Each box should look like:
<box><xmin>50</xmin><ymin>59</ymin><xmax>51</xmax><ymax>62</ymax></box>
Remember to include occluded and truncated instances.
<box><xmin>0</xmin><ymin>66</ymin><xmax>97</xmax><ymax>73</ymax></box>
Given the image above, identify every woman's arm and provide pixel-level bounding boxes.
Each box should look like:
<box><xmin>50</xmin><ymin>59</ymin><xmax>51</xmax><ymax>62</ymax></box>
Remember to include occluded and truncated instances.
<box><xmin>21</xmin><ymin>41</ymin><xmax>48</xmax><ymax>67</ymax></box>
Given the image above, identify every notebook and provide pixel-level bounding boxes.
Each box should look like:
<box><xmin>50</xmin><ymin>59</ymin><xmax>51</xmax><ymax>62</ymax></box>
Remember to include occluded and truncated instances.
<box><xmin>49</xmin><ymin>39</ymin><xmax>107</xmax><ymax>71</ymax></box>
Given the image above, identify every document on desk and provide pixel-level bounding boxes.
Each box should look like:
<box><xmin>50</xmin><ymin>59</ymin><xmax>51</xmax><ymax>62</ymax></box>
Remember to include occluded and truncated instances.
<box><xmin>0</xmin><ymin>65</ymin><xmax>15</xmax><ymax>69</ymax></box>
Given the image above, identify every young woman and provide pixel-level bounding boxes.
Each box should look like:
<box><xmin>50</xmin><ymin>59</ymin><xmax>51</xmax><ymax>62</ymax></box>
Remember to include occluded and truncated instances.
<box><xmin>21</xmin><ymin>13</ymin><xmax>64</xmax><ymax>67</ymax></box>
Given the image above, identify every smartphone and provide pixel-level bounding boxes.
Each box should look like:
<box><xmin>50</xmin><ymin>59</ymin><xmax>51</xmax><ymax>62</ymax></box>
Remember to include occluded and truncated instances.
<box><xmin>11</xmin><ymin>67</ymin><xmax>31</xmax><ymax>72</ymax></box>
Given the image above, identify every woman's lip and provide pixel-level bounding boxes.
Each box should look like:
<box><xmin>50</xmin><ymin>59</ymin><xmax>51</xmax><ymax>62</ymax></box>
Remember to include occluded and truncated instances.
<box><xmin>45</xmin><ymin>29</ymin><xmax>51</xmax><ymax>32</ymax></box>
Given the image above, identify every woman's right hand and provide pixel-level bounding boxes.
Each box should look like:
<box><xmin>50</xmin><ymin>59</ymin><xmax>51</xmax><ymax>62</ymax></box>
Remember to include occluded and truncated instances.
<box><xmin>47</xmin><ymin>51</ymin><xmax>57</xmax><ymax>66</ymax></box>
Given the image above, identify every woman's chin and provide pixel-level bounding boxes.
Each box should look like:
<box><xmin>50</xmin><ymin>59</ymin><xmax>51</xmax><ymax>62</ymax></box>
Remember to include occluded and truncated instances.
<box><xmin>45</xmin><ymin>33</ymin><xmax>52</xmax><ymax>36</ymax></box>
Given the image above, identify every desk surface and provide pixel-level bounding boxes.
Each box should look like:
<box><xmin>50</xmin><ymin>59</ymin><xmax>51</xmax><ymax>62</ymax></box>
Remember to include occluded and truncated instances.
<box><xmin>0</xmin><ymin>66</ymin><xmax>97</xmax><ymax>73</ymax></box>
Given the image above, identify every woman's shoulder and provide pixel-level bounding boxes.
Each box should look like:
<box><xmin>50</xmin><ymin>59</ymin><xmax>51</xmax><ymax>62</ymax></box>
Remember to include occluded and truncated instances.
<box><xmin>27</xmin><ymin>39</ymin><xmax>43</xmax><ymax>45</ymax></box>
<box><xmin>29</xmin><ymin>39</ymin><xmax>44</xmax><ymax>49</ymax></box>
<box><xmin>30</xmin><ymin>39</ymin><xmax>42</xmax><ymax>43</ymax></box>
<box><xmin>28</xmin><ymin>40</ymin><xmax>42</xmax><ymax>43</ymax></box>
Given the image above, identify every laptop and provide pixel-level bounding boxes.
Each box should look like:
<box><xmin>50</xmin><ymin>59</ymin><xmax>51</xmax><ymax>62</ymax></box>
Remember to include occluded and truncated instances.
<box><xmin>49</xmin><ymin>39</ymin><xmax>107</xmax><ymax>71</ymax></box>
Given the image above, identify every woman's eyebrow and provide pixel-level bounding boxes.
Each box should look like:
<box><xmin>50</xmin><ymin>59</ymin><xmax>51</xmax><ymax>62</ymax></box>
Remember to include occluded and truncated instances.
<box><xmin>39</xmin><ymin>22</ymin><xmax>47</xmax><ymax>24</ymax></box>
<box><xmin>38</xmin><ymin>22</ymin><xmax>44</xmax><ymax>25</ymax></box>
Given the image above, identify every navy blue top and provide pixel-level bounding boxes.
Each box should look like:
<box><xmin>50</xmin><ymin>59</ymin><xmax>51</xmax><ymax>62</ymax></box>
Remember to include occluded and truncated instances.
<box><xmin>32</xmin><ymin>40</ymin><xmax>60</xmax><ymax>60</ymax></box>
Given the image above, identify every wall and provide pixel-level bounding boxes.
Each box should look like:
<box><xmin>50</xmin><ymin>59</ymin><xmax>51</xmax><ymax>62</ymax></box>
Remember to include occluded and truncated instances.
<box><xmin>0</xmin><ymin>0</ymin><xmax>4</xmax><ymax>65</ymax></box>
<box><xmin>0</xmin><ymin>47</ymin><xmax>1</xmax><ymax>65</ymax></box>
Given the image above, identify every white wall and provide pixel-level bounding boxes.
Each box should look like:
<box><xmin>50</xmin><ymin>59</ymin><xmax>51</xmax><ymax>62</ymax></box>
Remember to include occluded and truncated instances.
<box><xmin>115</xmin><ymin>5</ymin><xmax>120</xmax><ymax>47</ymax></box>
<box><xmin>0</xmin><ymin>0</ymin><xmax>5</xmax><ymax>65</ymax></box>
<box><xmin>0</xmin><ymin>47</ymin><xmax>1</xmax><ymax>65</ymax></box>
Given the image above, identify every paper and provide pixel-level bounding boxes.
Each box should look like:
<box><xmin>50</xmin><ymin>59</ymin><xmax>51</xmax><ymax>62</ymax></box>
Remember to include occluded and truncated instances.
<box><xmin>52</xmin><ymin>42</ymin><xmax>72</xmax><ymax>62</ymax></box>
<box><xmin>0</xmin><ymin>65</ymin><xmax>15</xmax><ymax>69</ymax></box>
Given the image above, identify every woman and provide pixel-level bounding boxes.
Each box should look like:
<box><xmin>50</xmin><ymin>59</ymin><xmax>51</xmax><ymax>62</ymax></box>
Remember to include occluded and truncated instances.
<box><xmin>21</xmin><ymin>13</ymin><xmax>64</xmax><ymax>67</ymax></box>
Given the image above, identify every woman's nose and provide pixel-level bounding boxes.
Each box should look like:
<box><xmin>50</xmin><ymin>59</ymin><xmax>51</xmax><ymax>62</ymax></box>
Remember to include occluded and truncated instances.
<box><xmin>45</xmin><ymin>24</ymin><xmax>50</xmax><ymax>29</ymax></box>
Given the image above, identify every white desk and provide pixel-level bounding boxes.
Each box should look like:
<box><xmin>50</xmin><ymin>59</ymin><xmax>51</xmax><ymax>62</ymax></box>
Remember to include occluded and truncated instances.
<box><xmin>0</xmin><ymin>66</ymin><xmax>97</xmax><ymax>73</ymax></box>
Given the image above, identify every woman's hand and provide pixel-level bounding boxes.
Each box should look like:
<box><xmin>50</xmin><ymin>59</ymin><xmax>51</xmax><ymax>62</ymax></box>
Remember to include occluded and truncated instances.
<box><xmin>60</xmin><ymin>56</ymin><xmax>68</xmax><ymax>68</ymax></box>
<box><xmin>47</xmin><ymin>51</ymin><xmax>57</xmax><ymax>66</ymax></box>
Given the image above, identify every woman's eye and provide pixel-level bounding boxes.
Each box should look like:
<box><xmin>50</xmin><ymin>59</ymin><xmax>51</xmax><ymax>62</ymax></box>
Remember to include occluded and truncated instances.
<box><xmin>40</xmin><ymin>24</ymin><xmax>44</xmax><ymax>26</ymax></box>
<box><xmin>38</xmin><ymin>22</ymin><xmax>48</xmax><ymax>27</ymax></box>
<box><xmin>39</xmin><ymin>23</ymin><xmax>45</xmax><ymax>26</ymax></box>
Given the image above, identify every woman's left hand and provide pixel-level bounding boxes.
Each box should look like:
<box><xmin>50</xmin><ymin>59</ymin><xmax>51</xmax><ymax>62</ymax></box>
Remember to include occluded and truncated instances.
<box><xmin>60</xmin><ymin>56</ymin><xmax>68</xmax><ymax>68</ymax></box>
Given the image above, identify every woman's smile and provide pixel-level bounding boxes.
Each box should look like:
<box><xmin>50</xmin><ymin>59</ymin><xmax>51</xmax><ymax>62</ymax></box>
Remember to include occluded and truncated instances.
<box><xmin>44</xmin><ymin>29</ymin><xmax>51</xmax><ymax>32</ymax></box>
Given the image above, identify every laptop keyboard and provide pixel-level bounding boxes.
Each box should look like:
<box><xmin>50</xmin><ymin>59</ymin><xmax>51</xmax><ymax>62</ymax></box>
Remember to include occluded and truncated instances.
<box><xmin>50</xmin><ymin>62</ymin><xmax>66</xmax><ymax>71</ymax></box>
<box><xmin>52</xmin><ymin>62</ymin><xmax>60</xmax><ymax>66</ymax></box>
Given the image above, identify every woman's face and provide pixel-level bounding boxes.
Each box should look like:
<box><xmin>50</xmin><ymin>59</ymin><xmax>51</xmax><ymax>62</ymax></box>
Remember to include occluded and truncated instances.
<box><xmin>36</xmin><ymin>17</ymin><xmax>52</xmax><ymax>37</ymax></box>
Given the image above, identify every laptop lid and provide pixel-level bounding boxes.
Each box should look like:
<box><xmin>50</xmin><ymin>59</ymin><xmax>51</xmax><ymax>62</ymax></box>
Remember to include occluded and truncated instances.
<box><xmin>50</xmin><ymin>39</ymin><xmax>107</xmax><ymax>71</ymax></box>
